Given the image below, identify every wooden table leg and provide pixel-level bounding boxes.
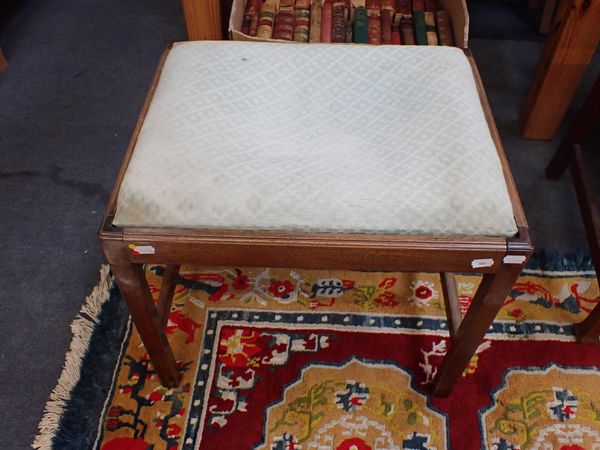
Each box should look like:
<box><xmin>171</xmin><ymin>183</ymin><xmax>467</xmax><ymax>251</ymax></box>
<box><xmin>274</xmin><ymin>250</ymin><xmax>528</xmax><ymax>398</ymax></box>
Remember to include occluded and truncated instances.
<box><xmin>546</xmin><ymin>73</ymin><xmax>600</xmax><ymax>179</ymax></box>
<box><xmin>569</xmin><ymin>145</ymin><xmax>600</xmax><ymax>343</ymax></box>
<box><xmin>103</xmin><ymin>240</ymin><xmax>181</xmax><ymax>388</ymax></box>
<box><xmin>182</xmin><ymin>0</ymin><xmax>223</xmax><ymax>40</ymax></box>
<box><xmin>539</xmin><ymin>0</ymin><xmax>557</xmax><ymax>33</ymax></box>
<box><xmin>432</xmin><ymin>265</ymin><xmax>522</xmax><ymax>397</ymax></box>
<box><xmin>0</xmin><ymin>48</ymin><xmax>7</xmax><ymax>72</ymax></box>
<box><xmin>519</xmin><ymin>0</ymin><xmax>600</xmax><ymax>140</ymax></box>
<box><xmin>576</xmin><ymin>306</ymin><xmax>600</xmax><ymax>344</ymax></box>
<box><xmin>544</xmin><ymin>71</ymin><xmax>600</xmax><ymax>343</ymax></box>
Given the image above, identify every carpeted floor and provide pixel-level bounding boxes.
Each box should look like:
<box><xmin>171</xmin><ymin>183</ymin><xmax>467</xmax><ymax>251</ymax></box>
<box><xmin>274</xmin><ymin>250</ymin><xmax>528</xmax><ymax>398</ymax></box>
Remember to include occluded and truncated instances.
<box><xmin>0</xmin><ymin>0</ymin><xmax>599</xmax><ymax>448</ymax></box>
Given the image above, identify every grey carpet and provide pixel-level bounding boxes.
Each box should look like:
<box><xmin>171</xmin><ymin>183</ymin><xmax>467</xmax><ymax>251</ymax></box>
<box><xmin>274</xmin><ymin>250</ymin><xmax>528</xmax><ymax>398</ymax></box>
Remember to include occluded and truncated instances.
<box><xmin>0</xmin><ymin>1</ymin><xmax>598</xmax><ymax>448</ymax></box>
<box><xmin>0</xmin><ymin>1</ymin><xmax>186</xmax><ymax>448</ymax></box>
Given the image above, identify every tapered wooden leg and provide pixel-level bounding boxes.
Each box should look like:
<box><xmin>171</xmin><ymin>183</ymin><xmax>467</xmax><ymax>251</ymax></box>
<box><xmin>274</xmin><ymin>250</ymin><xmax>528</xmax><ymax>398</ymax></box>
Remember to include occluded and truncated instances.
<box><xmin>0</xmin><ymin>48</ymin><xmax>7</xmax><ymax>72</ymax></box>
<box><xmin>519</xmin><ymin>0</ymin><xmax>600</xmax><ymax>140</ymax></box>
<box><xmin>570</xmin><ymin>145</ymin><xmax>600</xmax><ymax>344</ymax></box>
<box><xmin>432</xmin><ymin>265</ymin><xmax>522</xmax><ymax>397</ymax></box>
<box><xmin>545</xmin><ymin>74</ymin><xmax>600</xmax><ymax>342</ymax></box>
<box><xmin>103</xmin><ymin>240</ymin><xmax>181</xmax><ymax>388</ymax></box>
<box><xmin>539</xmin><ymin>0</ymin><xmax>557</xmax><ymax>33</ymax></box>
<box><xmin>575</xmin><ymin>309</ymin><xmax>600</xmax><ymax>344</ymax></box>
<box><xmin>546</xmin><ymin>74</ymin><xmax>600</xmax><ymax>180</ymax></box>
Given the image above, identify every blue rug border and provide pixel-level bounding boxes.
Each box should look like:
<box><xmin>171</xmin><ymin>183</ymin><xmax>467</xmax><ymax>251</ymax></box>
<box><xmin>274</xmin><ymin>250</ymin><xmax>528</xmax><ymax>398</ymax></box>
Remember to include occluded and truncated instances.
<box><xmin>526</xmin><ymin>251</ymin><xmax>595</xmax><ymax>272</ymax></box>
<box><xmin>51</xmin><ymin>283</ymin><xmax>131</xmax><ymax>450</ymax></box>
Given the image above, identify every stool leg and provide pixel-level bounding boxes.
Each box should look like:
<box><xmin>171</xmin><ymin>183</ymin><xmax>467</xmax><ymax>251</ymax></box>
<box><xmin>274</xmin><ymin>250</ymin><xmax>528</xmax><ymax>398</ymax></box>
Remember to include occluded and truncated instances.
<box><xmin>432</xmin><ymin>265</ymin><xmax>522</xmax><ymax>397</ymax></box>
<box><xmin>575</xmin><ymin>308</ymin><xmax>600</xmax><ymax>344</ymax></box>
<box><xmin>103</xmin><ymin>241</ymin><xmax>181</xmax><ymax>388</ymax></box>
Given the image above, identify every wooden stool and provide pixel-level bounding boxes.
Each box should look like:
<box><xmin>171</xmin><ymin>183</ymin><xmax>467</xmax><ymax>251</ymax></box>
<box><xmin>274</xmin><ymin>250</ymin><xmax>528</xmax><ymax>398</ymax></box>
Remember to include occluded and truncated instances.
<box><xmin>546</xmin><ymin>72</ymin><xmax>600</xmax><ymax>344</ymax></box>
<box><xmin>99</xmin><ymin>42</ymin><xmax>533</xmax><ymax>397</ymax></box>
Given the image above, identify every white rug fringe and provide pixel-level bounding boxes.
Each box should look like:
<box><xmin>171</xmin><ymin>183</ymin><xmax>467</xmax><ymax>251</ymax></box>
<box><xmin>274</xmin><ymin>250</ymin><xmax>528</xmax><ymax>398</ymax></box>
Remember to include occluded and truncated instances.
<box><xmin>32</xmin><ymin>265</ymin><xmax>113</xmax><ymax>450</ymax></box>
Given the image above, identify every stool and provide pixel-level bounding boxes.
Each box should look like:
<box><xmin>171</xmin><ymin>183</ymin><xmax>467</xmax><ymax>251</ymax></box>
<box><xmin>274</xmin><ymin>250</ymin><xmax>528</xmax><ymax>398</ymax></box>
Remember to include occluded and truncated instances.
<box><xmin>99</xmin><ymin>41</ymin><xmax>533</xmax><ymax>396</ymax></box>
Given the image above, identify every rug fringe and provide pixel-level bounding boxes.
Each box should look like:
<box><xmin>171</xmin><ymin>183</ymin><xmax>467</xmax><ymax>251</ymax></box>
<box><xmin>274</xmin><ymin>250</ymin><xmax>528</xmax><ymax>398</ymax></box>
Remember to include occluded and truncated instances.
<box><xmin>32</xmin><ymin>265</ymin><xmax>113</xmax><ymax>450</ymax></box>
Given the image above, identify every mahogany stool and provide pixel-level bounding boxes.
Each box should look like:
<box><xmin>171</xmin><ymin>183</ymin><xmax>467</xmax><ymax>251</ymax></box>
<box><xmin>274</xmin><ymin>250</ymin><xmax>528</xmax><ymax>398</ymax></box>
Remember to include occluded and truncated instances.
<box><xmin>99</xmin><ymin>41</ymin><xmax>533</xmax><ymax>396</ymax></box>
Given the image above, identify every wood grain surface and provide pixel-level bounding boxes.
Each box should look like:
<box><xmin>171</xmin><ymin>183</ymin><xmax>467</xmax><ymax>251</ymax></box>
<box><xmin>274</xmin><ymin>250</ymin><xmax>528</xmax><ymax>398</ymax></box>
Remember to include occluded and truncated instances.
<box><xmin>519</xmin><ymin>0</ymin><xmax>600</xmax><ymax>140</ymax></box>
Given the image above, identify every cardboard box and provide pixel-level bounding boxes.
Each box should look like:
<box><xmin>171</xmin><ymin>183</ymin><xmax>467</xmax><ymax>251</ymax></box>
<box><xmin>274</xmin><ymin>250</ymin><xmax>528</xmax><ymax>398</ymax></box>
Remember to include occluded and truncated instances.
<box><xmin>229</xmin><ymin>0</ymin><xmax>469</xmax><ymax>48</ymax></box>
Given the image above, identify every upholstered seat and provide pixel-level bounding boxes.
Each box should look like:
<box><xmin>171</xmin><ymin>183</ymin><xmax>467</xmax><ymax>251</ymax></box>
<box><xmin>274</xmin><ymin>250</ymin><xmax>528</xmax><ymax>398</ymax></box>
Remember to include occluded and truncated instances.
<box><xmin>114</xmin><ymin>41</ymin><xmax>517</xmax><ymax>237</ymax></box>
<box><xmin>102</xmin><ymin>40</ymin><xmax>533</xmax><ymax>397</ymax></box>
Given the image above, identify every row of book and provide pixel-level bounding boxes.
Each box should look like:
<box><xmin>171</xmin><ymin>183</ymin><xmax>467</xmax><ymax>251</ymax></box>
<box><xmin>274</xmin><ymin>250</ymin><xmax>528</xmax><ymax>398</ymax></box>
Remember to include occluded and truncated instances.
<box><xmin>240</xmin><ymin>0</ymin><xmax>454</xmax><ymax>45</ymax></box>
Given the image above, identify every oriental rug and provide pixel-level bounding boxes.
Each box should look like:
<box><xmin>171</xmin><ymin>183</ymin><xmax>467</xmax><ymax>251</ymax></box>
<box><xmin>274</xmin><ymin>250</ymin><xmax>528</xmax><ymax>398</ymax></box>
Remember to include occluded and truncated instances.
<box><xmin>35</xmin><ymin>257</ymin><xmax>600</xmax><ymax>450</ymax></box>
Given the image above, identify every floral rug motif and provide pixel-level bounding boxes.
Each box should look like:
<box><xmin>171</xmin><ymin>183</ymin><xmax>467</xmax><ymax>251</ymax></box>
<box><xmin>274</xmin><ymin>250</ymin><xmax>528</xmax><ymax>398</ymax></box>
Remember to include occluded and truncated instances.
<box><xmin>258</xmin><ymin>358</ymin><xmax>448</xmax><ymax>450</ymax></box>
<box><xmin>50</xmin><ymin>263</ymin><xmax>600</xmax><ymax>449</ymax></box>
<box><xmin>480</xmin><ymin>364</ymin><xmax>600</xmax><ymax>450</ymax></box>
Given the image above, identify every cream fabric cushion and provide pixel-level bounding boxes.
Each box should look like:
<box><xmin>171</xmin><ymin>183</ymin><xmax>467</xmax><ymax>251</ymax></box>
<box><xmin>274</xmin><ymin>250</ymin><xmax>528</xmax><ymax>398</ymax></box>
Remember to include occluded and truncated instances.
<box><xmin>114</xmin><ymin>41</ymin><xmax>517</xmax><ymax>237</ymax></box>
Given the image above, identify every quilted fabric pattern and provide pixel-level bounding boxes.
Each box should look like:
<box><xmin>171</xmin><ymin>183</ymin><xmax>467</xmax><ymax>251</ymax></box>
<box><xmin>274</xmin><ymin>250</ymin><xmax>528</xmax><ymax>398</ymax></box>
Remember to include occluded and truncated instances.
<box><xmin>113</xmin><ymin>41</ymin><xmax>518</xmax><ymax>237</ymax></box>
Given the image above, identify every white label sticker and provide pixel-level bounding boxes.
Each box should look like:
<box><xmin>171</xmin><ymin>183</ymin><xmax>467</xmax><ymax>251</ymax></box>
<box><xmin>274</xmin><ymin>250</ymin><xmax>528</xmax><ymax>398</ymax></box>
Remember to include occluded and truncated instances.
<box><xmin>471</xmin><ymin>258</ymin><xmax>494</xmax><ymax>269</ymax></box>
<box><xmin>503</xmin><ymin>255</ymin><xmax>527</xmax><ymax>264</ymax></box>
<box><xmin>128</xmin><ymin>244</ymin><xmax>156</xmax><ymax>255</ymax></box>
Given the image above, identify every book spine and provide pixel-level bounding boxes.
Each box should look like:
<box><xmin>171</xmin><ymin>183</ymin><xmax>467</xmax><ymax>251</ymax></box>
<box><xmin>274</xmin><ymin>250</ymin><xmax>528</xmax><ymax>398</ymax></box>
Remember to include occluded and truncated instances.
<box><xmin>247</xmin><ymin>0</ymin><xmax>263</xmax><ymax>36</ymax></box>
<box><xmin>348</xmin><ymin>2</ymin><xmax>356</xmax><ymax>21</ymax></box>
<box><xmin>295</xmin><ymin>0</ymin><xmax>310</xmax><ymax>9</ymax></box>
<box><xmin>353</xmin><ymin>6</ymin><xmax>369</xmax><ymax>43</ymax></box>
<box><xmin>391</xmin><ymin>14</ymin><xmax>401</xmax><ymax>44</ymax></box>
<box><xmin>273</xmin><ymin>9</ymin><xmax>295</xmax><ymax>40</ymax></box>
<box><xmin>241</xmin><ymin>0</ymin><xmax>253</xmax><ymax>34</ymax></box>
<box><xmin>424</xmin><ymin>0</ymin><xmax>438</xmax><ymax>45</ymax></box>
<box><xmin>395</xmin><ymin>0</ymin><xmax>412</xmax><ymax>16</ymax></box>
<box><xmin>367</xmin><ymin>8</ymin><xmax>382</xmax><ymax>44</ymax></box>
<box><xmin>280</xmin><ymin>0</ymin><xmax>295</xmax><ymax>9</ymax></box>
<box><xmin>399</xmin><ymin>16</ymin><xmax>415</xmax><ymax>44</ymax></box>
<box><xmin>424</xmin><ymin>0</ymin><xmax>436</xmax><ymax>13</ymax></box>
<box><xmin>256</xmin><ymin>1</ymin><xmax>277</xmax><ymax>39</ymax></box>
<box><xmin>332</xmin><ymin>2</ymin><xmax>347</xmax><ymax>42</ymax></box>
<box><xmin>381</xmin><ymin>9</ymin><xmax>392</xmax><ymax>44</ymax></box>
<box><xmin>309</xmin><ymin>1</ymin><xmax>322</xmax><ymax>42</ymax></box>
<box><xmin>426</xmin><ymin>23</ymin><xmax>438</xmax><ymax>45</ymax></box>
<box><xmin>345</xmin><ymin>19</ymin><xmax>353</xmax><ymax>42</ymax></box>
<box><xmin>365</xmin><ymin>0</ymin><xmax>382</xmax><ymax>8</ymax></box>
<box><xmin>382</xmin><ymin>0</ymin><xmax>395</xmax><ymax>11</ymax></box>
<box><xmin>435</xmin><ymin>10</ymin><xmax>454</xmax><ymax>46</ymax></box>
<box><xmin>321</xmin><ymin>2</ymin><xmax>333</xmax><ymax>42</ymax></box>
<box><xmin>413</xmin><ymin>10</ymin><xmax>427</xmax><ymax>45</ymax></box>
<box><xmin>294</xmin><ymin>8</ymin><xmax>311</xmax><ymax>42</ymax></box>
